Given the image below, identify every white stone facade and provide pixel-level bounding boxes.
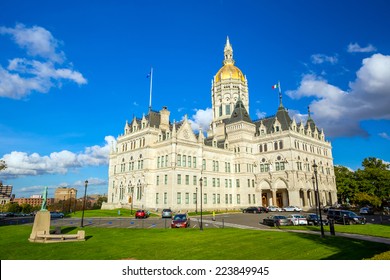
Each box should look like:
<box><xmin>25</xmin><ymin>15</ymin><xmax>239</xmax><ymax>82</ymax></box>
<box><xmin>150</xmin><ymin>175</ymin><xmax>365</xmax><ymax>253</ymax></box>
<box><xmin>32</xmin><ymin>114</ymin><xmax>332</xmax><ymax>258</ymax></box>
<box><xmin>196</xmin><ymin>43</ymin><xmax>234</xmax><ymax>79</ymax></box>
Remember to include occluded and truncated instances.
<box><xmin>102</xmin><ymin>38</ymin><xmax>337</xmax><ymax>212</ymax></box>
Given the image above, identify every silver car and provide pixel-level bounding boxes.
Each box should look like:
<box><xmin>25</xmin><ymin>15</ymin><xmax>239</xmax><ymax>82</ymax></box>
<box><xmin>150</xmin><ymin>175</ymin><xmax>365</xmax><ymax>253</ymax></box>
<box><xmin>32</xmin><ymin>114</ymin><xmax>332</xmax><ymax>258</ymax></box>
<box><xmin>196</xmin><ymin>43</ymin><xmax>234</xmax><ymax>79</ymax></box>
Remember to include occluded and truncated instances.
<box><xmin>161</xmin><ymin>209</ymin><xmax>173</xmax><ymax>218</ymax></box>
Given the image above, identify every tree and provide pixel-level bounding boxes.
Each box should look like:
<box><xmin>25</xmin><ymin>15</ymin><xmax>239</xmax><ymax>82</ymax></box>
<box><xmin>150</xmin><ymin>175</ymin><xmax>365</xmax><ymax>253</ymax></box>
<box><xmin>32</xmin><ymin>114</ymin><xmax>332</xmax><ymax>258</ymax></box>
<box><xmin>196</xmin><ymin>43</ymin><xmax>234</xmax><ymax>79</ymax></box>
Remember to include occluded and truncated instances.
<box><xmin>6</xmin><ymin>202</ymin><xmax>21</xmax><ymax>213</ymax></box>
<box><xmin>334</xmin><ymin>165</ymin><xmax>359</xmax><ymax>203</ymax></box>
<box><xmin>0</xmin><ymin>160</ymin><xmax>6</xmax><ymax>171</ymax></box>
<box><xmin>335</xmin><ymin>157</ymin><xmax>390</xmax><ymax>207</ymax></box>
<box><xmin>20</xmin><ymin>203</ymin><xmax>33</xmax><ymax>214</ymax></box>
<box><xmin>93</xmin><ymin>196</ymin><xmax>108</xmax><ymax>209</ymax></box>
<box><xmin>356</xmin><ymin>157</ymin><xmax>390</xmax><ymax>202</ymax></box>
<box><xmin>354</xmin><ymin>192</ymin><xmax>382</xmax><ymax>207</ymax></box>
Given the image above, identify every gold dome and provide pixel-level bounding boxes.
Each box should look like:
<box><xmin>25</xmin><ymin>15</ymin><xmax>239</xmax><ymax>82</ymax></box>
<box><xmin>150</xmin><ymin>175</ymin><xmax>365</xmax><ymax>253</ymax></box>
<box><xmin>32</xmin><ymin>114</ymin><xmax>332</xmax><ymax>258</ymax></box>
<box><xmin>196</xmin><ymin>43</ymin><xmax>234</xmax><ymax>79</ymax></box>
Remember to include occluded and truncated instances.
<box><xmin>215</xmin><ymin>37</ymin><xmax>245</xmax><ymax>83</ymax></box>
<box><xmin>215</xmin><ymin>63</ymin><xmax>245</xmax><ymax>82</ymax></box>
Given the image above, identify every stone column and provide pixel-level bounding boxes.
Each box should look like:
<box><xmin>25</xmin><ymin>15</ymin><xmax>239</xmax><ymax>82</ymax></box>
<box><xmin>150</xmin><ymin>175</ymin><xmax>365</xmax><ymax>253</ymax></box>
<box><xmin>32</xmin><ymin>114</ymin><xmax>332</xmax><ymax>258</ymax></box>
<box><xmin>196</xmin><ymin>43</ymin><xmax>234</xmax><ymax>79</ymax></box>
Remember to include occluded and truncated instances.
<box><xmin>303</xmin><ymin>189</ymin><xmax>308</xmax><ymax>207</ymax></box>
<box><xmin>271</xmin><ymin>189</ymin><xmax>277</xmax><ymax>206</ymax></box>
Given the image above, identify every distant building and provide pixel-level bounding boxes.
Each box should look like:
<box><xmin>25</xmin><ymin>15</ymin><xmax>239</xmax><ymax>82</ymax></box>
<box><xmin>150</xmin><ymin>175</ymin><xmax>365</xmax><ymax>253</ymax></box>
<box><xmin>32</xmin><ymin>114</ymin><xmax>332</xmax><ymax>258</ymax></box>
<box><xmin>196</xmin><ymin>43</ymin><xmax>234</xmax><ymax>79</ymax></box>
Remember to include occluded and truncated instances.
<box><xmin>103</xmin><ymin>38</ymin><xmax>337</xmax><ymax>212</ymax></box>
<box><xmin>54</xmin><ymin>187</ymin><xmax>78</xmax><ymax>202</ymax></box>
<box><xmin>13</xmin><ymin>197</ymin><xmax>54</xmax><ymax>207</ymax></box>
<box><xmin>0</xmin><ymin>182</ymin><xmax>12</xmax><ymax>205</ymax></box>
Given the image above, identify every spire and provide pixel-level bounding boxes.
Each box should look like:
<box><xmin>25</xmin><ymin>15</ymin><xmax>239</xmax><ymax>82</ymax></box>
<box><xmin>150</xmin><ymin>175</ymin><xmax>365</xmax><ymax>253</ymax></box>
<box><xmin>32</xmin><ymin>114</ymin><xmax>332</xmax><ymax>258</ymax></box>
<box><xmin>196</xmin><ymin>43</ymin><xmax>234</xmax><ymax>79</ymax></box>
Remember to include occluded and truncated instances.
<box><xmin>228</xmin><ymin>99</ymin><xmax>252</xmax><ymax>124</ymax></box>
<box><xmin>306</xmin><ymin>105</ymin><xmax>316</xmax><ymax>131</ymax></box>
<box><xmin>223</xmin><ymin>36</ymin><xmax>235</xmax><ymax>65</ymax></box>
<box><xmin>277</xmin><ymin>81</ymin><xmax>283</xmax><ymax>108</ymax></box>
<box><xmin>272</xmin><ymin>81</ymin><xmax>283</xmax><ymax>108</ymax></box>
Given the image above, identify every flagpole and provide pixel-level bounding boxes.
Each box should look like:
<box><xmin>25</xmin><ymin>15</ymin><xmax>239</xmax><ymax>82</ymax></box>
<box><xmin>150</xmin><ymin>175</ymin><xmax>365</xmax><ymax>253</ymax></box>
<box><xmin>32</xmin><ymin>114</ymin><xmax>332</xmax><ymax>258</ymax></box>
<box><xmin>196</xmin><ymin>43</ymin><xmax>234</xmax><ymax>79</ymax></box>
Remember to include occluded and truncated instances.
<box><xmin>278</xmin><ymin>80</ymin><xmax>283</xmax><ymax>106</ymax></box>
<box><xmin>149</xmin><ymin>67</ymin><xmax>153</xmax><ymax>112</ymax></box>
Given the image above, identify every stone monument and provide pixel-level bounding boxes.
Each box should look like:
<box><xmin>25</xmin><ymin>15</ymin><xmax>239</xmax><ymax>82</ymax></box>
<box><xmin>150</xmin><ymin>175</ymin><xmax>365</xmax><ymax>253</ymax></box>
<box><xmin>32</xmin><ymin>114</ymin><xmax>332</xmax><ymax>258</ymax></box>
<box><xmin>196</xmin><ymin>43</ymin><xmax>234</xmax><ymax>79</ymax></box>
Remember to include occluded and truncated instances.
<box><xmin>29</xmin><ymin>187</ymin><xmax>51</xmax><ymax>241</ymax></box>
<box><xmin>29</xmin><ymin>186</ymin><xmax>85</xmax><ymax>243</ymax></box>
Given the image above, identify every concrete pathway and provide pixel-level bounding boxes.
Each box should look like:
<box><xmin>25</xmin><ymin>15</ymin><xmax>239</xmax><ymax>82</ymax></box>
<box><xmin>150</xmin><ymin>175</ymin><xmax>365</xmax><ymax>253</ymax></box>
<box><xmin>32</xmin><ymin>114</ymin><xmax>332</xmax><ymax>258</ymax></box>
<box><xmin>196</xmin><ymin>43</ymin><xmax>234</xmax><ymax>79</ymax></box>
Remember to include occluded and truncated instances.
<box><xmin>193</xmin><ymin>218</ymin><xmax>390</xmax><ymax>245</ymax></box>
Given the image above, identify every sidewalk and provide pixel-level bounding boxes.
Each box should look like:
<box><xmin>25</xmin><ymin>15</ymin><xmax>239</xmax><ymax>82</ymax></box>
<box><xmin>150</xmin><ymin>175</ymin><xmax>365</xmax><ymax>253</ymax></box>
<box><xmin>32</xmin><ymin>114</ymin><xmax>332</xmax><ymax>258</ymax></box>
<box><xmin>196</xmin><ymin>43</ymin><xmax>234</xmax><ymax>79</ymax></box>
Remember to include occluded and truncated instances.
<box><xmin>195</xmin><ymin>217</ymin><xmax>390</xmax><ymax>245</ymax></box>
<box><xmin>286</xmin><ymin>229</ymin><xmax>390</xmax><ymax>244</ymax></box>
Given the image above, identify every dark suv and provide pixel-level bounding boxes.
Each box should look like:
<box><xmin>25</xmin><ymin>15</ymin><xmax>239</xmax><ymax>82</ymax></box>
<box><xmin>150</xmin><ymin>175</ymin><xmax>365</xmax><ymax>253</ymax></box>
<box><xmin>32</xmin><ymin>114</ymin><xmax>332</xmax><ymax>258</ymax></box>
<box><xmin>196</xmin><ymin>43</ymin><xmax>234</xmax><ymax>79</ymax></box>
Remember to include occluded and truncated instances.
<box><xmin>242</xmin><ymin>206</ymin><xmax>268</xmax><ymax>213</ymax></box>
<box><xmin>327</xmin><ymin>209</ymin><xmax>366</xmax><ymax>225</ymax></box>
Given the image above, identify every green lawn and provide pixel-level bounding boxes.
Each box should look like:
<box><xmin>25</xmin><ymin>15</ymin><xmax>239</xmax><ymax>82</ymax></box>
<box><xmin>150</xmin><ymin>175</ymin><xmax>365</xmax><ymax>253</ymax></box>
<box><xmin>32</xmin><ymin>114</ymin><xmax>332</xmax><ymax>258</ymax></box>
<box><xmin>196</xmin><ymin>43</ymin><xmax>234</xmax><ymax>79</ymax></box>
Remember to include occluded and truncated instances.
<box><xmin>281</xmin><ymin>223</ymin><xmax>390</xmax><ymax>238</ymax></box>
<box><xmin>1</xmin><ymin>225</ymin><xmax>389</xmax><ymax>260</ymax></box>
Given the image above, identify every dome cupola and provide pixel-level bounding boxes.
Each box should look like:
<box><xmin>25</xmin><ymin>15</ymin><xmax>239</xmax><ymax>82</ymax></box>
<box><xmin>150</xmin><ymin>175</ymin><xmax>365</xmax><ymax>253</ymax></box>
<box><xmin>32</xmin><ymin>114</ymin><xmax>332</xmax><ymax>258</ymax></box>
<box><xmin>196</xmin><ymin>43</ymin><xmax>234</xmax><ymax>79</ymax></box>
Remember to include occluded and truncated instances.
<box><xmin>215</xmin><ymin>37</ymin><xmax>246</xmax><ymax>82</ymax></box>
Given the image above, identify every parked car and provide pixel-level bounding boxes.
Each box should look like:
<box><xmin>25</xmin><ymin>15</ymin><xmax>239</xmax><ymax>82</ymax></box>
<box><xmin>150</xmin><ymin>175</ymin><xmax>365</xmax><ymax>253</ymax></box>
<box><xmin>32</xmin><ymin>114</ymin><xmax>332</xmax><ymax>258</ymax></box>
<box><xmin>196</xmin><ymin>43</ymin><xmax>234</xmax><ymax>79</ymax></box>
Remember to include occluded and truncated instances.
<box><xmin>0</xmin><ymin>212</ymin><xmax>14</xmax><ymax>218</ymax></box>
<box><xmin>135</xmin><ymin>210</ymin><xmax>149</xmax><ymax>219</ymax></box>
<box><xmin>161</xmin><ymin>208</ymin><xmax>173</xmax><ymax>218</ymax></box>
<box><xmin>50</xmin><ymin>212</ymin><xmax>64</xmax><ymax>219</ymax></box>
<box><xmin>262</xmin><ymin>215</ymin><xmax>289</xmax><ymax>227</ymax></box>
<box><xmin>287</xmin><ymin>214</ymin><xmax>308</xmax><ymax>225</ymax></box>
<box><xmin>359</xmin><ymin>207</ymin><xmax>374</xmax><ymax>215</ymax></box>
<box><xmin>171</xmin><ymin>214</ymin><xmax>190</xmax><ymax>228</ymax></box>
<box><xmin>258</xmin><ymin>206</ymin><xmax>268</xmax><ymax>213</ymax></box>
<box><xmin>327</xmin><ymin>209</ymin><xmax>366</xmax><ymax>225</ymax></box>
<box><xmin>242</xmin><ymin>206</ymin><xmax>268</xmax><ymax>213</ymax></box>
<box><xmin>266</xmin><ymin>206</ymin><xmax>282</xmax><ymax>212</ymax></box>
<box><xmin>305</xmin><ymin>213</ymin><xmax>328</xmax><ymax>225</ymax></box>
<box><xmin>282</xmin><ymin>206</ymin><xmax>302</xmax><ymax>212</ymax></box>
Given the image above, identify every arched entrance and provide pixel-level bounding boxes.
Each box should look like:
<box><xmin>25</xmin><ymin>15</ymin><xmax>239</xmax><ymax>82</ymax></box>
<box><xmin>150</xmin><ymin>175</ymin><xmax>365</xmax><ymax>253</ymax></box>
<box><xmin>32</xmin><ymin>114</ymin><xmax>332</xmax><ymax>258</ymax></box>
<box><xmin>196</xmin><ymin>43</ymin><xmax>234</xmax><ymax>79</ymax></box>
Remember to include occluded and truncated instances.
<box><xmin>276</xmin><ymin>192</ymin><xmax>283</xmax><ymax>207</ymax></box>
<box><xmin>262</xmin><ymin>193</ymin><xmax>267</xmax><ymax>206</ymax></box>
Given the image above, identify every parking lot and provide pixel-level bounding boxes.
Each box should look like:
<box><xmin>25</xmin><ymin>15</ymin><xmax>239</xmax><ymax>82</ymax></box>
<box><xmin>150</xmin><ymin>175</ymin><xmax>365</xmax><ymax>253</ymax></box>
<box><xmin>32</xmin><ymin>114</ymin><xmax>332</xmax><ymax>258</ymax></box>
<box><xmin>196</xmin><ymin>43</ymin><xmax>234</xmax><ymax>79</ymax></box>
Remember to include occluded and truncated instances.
<box><xmin>3</xmin><ymin>210</ymin><xmax>388</xmax><ymax>229</ymax></box>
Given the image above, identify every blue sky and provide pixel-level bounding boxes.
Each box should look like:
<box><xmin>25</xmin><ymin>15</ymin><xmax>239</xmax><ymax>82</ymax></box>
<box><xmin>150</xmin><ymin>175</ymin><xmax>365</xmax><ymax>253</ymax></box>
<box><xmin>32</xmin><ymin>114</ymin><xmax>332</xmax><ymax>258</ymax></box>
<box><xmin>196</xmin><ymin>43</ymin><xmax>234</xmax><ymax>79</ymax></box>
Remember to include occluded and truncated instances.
<box><xmin>1</xmin><ymin>0</ymin><xmax>389</xmax><ymax>198</ymax></box>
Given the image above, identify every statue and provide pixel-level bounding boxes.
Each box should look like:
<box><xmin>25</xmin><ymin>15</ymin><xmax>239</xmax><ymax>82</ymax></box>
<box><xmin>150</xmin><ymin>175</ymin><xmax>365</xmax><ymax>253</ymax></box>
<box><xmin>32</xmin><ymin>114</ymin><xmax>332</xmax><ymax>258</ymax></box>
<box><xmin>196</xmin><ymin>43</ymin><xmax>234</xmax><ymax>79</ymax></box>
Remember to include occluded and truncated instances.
<box><xmin>41</xmin><ymin>186</ymin><xmax>48</xmax><ymax>211</ymax></box>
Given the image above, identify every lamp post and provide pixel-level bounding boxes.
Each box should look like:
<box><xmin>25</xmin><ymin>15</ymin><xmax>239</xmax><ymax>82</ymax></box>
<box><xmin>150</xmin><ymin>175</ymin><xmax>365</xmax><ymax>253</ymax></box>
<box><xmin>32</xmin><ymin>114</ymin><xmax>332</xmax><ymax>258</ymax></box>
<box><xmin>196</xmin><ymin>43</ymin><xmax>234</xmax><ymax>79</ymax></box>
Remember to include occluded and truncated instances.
<box><xmin>199</xmin><ymin>177</ymin><xmax>203</xmax><ymax>231</ymax></box>
<box><xmin>131</xmin><ymin>187</ymin><xmax>134</xmax><ymax>215</ymax></box>
<box><xmin>69</xmin><ymin>191</ymin><xmax>73</xmax><ymax>213</ymax></box>
<box><xmin>81</xmin><ymin>180</ymin><xmax>88</xmax><ymax>227</ymax></box>
<box><xmin>312</xmin><ymin>175</ymin><xmax>318</xmax><ymax>218</ymax></box>
<box><xmin>313</xmin><ymin>162</ymin><xmax>325</xmax><ymax>238</ymax></box>
<box><xmin>195</xmin><ymin>187</ymin><xmax>198</xmax><ymax>214</ymax></box>
<box><xmin>73</xmin><ymin>190</ymin><xmax>77</xmax><ymax>214</ymax></box>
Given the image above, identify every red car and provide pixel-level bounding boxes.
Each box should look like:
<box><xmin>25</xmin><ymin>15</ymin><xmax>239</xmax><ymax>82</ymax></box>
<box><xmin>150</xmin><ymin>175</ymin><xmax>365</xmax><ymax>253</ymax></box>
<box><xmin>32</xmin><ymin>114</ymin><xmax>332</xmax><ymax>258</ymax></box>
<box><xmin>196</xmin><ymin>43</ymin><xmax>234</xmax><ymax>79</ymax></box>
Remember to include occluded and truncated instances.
<box><xmin>135</xmin><ymin>210</ymin><xmax>149</xmax><ymax>219</ymax></box>
<box><xmin>171</xmin><ymin>214</ymin><xmax>190</xmax><ymax>228</ymax></box>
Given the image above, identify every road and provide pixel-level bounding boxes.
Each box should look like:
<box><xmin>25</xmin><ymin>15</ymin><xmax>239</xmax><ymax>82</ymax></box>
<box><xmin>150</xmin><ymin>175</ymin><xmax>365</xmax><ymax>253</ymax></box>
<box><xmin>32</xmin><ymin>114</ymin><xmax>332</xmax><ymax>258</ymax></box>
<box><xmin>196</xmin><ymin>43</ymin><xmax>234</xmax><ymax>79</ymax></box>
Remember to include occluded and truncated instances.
<box><xmin>2</xmin><ymin>211</ymin><xmax>390</xmax><ymax>229</ymax></box>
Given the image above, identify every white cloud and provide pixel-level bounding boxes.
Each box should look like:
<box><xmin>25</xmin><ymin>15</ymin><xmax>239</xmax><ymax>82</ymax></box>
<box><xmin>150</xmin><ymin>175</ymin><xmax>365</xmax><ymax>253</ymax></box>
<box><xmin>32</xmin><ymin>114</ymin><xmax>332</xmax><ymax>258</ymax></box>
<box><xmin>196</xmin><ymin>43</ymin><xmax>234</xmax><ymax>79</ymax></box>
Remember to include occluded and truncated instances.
<box><xmin>379</xmin><ymin>132</ymin><xmax>390</xmax><ymax>140</ymax></box>
<box><xmin>0</xmin><ymin>23</ymin><xmax>65</xmax><ymax>63</ymax></box>
<box><xmin>73</xmin><ymin>177</ymin><xmax>107</xmax><ymax>187</ymax></box>
<box><xmin>188</xmin><ymin>108</ymin><xmax>213</xmax><ymax>132</ymax></box>
<box><xmin>18</xmin><ymin>177</ymin><xmax>108</xmax><ymax>197</ymax></box>
<box><xmin>0</xmin><ymin>23</ymin><xmax>87</xmax><ymax>99</ymax></box>
<box><xmin>347</xmin><ymin>43</ymin><xmax>377</xmax><ymax>53</ymax></box>
<box><xmin>255</xmin><ymin>109</ymin><xmax>266</xmax><ymax>119</ymax></box>
<box><xmin>286</xmin><ymin>53</ymin><xmax>390</xmax><ymax>137</ymax></box>
<box><xmin>311</xmin><ymin>54</ymin><xmax>338</xmax><ymax>64</ymax></box>
<box><xmin>0</xmin><ymin>136</ymin><xmax>116</xmax><ymax>179</ymax></box>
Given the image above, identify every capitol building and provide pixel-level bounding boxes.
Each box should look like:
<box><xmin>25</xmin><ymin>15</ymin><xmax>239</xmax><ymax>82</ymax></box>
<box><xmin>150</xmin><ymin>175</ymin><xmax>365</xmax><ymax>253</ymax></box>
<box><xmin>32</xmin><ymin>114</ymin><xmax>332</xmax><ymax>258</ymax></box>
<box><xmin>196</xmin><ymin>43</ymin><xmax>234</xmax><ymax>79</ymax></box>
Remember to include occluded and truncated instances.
<box><xmin>102</xmin><ymin>38</ymin><xmax>337</xmax><ymax>212</ymax></box>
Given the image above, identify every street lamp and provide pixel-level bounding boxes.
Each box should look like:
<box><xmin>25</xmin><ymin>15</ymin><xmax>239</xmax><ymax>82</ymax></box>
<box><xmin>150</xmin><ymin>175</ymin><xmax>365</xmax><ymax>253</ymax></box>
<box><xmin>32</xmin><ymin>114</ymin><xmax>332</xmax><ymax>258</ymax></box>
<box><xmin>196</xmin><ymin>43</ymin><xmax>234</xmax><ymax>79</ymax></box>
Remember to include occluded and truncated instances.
<box><xmin>130</xmin><ymin>187</ymin><xmax>134</xmax><ymax>215</ymax></box>
<box><xmin>313</xmin><ymin>162</ymin><xmax>325</xmax><ymax>238</ymax></box>
<box><xmin>81</xmin><ymin>180</ymin><xmax>88</xmax><ymax>227</ymax></box>
<box><xmin>312</xmin><ymin>175</ymin><xmax>318</xmax><ymax>218</ymax></box>
<box><xmin>199</xmin><ymin>177</ymin><xmax>203</xmax><ymax>231</ymax></box>
<box><xmin>74</xmin><ymin>192</ymin><xmax>77</xmax><ymax>214</ymax></box>
<box><xmin>69</xmin><ymin>191</ymin><xmax>73</xmax><ymax>213</ymax></box>
<box><xmin>195</xmin><ymin>187</ymin><xmax>198</xmax><ymax>214</ymax></box>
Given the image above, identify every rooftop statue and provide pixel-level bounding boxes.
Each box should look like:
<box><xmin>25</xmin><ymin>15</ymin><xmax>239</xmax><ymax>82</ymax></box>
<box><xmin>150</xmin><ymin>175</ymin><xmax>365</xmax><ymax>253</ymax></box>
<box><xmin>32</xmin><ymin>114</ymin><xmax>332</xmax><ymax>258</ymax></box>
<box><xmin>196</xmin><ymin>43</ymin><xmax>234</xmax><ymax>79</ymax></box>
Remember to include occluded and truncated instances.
<box><xmin>41</xmin><ymin>186</ymin><xmax>48</xmax><ymax>211</ymax></box>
